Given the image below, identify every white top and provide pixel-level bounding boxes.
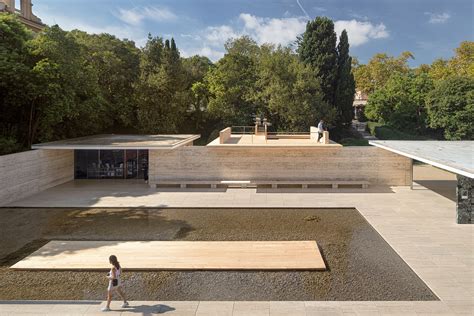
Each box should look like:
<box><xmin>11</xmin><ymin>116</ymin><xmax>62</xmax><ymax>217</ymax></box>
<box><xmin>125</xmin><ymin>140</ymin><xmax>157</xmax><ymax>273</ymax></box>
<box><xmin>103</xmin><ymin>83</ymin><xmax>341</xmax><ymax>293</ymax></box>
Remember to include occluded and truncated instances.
<box><xmin>110</xmin><ymin>267</ymin><xmax>121</xmax><ymax>282</ymax></box>
<box><xmin>317</xmin><ymin>121</ymin><xmax>324</xmax><ymax>132</ymax></box>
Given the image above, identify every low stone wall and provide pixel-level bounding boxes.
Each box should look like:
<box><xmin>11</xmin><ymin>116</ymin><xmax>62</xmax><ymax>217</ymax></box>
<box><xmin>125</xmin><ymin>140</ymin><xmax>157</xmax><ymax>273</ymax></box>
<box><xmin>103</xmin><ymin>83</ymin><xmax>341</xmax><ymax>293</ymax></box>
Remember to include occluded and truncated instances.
<box><xmin>310</xmin><ymin>126</ymin><xmax>318</xmax><ymax>141</ymax></box>
<box><xmin>219</xmin><ymin>127</ymin><xmax>231</xmax><ymax>144</ymax></box>
<box><xmin>149</xmin><ymin>146</ymin><xmax>412</xmax><ymax>186</ymax></box>
<box><xmin>0</xmin><ymin>149</ymin><xmax>74</xmax><ymax>206</ymax></box>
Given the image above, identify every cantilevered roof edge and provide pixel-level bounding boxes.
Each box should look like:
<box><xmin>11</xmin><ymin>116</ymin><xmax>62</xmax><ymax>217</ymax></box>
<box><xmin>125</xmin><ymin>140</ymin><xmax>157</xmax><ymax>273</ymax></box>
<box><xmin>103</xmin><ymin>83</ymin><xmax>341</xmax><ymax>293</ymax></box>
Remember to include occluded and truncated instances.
<box><xmin>369</xmin><ymin>140</ymin><xmax>474</xmax><ymax>178</ymax></box>
<box><xmin>31</xmin><ymin>134</ymin><xmax>201</xmax><ymax>150</ymax></box>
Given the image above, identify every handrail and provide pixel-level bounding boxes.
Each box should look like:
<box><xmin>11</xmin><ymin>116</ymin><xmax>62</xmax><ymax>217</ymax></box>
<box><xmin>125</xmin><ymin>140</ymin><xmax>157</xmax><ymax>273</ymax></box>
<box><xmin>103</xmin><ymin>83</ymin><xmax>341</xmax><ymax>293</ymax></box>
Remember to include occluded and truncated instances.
<box><xmin>231</xmin><ymin>126</ymin><xmax>255</xmax><ymax>134</ymax></box>
<box><xmin>266</xmin><ymin>132</ymin><xmax>315</xmax><ymax>135</ymax></box>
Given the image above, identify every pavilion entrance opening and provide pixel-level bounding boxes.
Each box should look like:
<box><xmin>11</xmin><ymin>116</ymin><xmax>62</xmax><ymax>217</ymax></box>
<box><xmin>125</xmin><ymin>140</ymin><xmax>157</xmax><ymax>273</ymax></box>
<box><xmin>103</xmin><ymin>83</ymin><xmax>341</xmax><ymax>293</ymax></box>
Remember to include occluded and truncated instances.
<box><xmin>74</xmin><ymin>149</ymin><xmax>149</xmax><ymax>180</ymax></box>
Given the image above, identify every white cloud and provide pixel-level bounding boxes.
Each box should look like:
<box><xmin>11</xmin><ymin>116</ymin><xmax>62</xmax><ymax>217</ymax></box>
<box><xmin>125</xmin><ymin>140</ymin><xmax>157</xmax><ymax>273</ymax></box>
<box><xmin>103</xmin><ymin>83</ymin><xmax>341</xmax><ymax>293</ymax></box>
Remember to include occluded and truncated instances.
<box><xmin>202</xmin><ymin>14</ymin><xmax>389</xmax><ymax>52</ymax></box>
<box><xmin>239</xmin><ymin>14</ymin><xmax>307</xmax><ymax>46</ymax></box>
<box><xmin>181</xmin><ymin>34</ymin><xmax>202</xmax><ymax>40</ymax></box>
<box><xmin>181</xmin><ymin>46</ymin><xmax>225</xmax><ymax>61</ymax></box>
<box><xmin>424</xmin><ymin>12</ymin><xmax>451</xmax><ymax>24</ymax></box>
<box><xmin>205</xmin><ymin>25</ymin><xmax>240</xmax><ymax>46</ymax></box>
<box><xmin>203</xmin><ymin>14</ymin><xmax>306</xmax><ymax>49</ymax></box>
<box><xmin>116</xmin><ymin>6</ymin><xmax>177</xmax><ymax>25</ymax></box>
<box><xmin>334</xmin><ymin>20</ymin><xmax>389</xmax><ymax>46</ymax></box>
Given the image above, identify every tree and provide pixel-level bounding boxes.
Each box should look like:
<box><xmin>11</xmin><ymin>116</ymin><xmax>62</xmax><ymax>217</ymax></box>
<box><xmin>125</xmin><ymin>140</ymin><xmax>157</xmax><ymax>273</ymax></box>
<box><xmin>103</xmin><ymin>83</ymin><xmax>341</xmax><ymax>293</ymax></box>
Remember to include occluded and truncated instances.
<box><xmin>334</xmin><ymin>30</ymin><xmax>355</xmax><ymax>125</ymax></box>
<box><xmin>450</xmin><ymin>41</ymin><xmax>474</xmax><ymax>78</ymax></box>
<box><xmin>135</xmin><ymin>35</ymin><xmax>188</xmax><ymax>133</ymax></box>
<box><xmin>429</xmin><ymin>41</ymin><xmax>474</xmax><ymax>81</ymax></box>
<box><xmin>256</xmin><ymin>45</ymin><xmax>334</xmax><ymax>131</ymax></box>
<box><xmin>297</xmin><ymin>17</ymin><xmax>337</xmax><ymax>106</ymax></box>
<box><xmin>71</xmin><ymin>31</ymin><xmax>140</xmax><ymax>129</ymax></box>
<box><xmin>206</xmin><ymin>36</ymin><xmax>260</xmax><ymax>126</ymax></box>
<box><xmin>353</xmin><ymin>51</ymin><xmax>413</xmax><ymax>94</ymax></box>
<box><xmin>182</xmin><ymin>55</ymin><xmax>213</xmax><ymax>85</ymax></box>
<box><xmin>182</xmin><ymin>56</ymin><xmax>214</xmax><ymax>132</ymax></box>
<box><xmin>428</xmin><ymin>58</ymin><xmax>451</xmax><ymax>81</ymax></box>
<box><xmin>426</xmin><ymin>76</ymin><xmax>474</xmax><ymax>140</ymax></box>
<box><xmin>0</xmin><ymin>13</ymin><xmax>34</xmax><ymax>148</ymax></box>
<box><xmin>27</xmin><ymin>25</ymin><xmax>107</xmax><ymax>143</ymax></box>
<box><xmin>365</xmin><ymin>72</ymin><xmax>433</xmax><ymax>133</ymax></box>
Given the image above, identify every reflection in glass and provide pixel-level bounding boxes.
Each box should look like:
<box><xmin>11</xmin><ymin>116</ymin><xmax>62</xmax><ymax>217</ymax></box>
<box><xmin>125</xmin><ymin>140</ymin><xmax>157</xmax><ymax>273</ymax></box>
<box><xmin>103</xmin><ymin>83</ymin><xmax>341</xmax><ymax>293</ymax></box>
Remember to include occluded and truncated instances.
<box><xmin>126</xmin><ymin>150</ymin><xmax>138</xmax><ymax>179</ymax></box>
<box><xmin>99</xmin><ymin>150</ymin><xmax>124</xmax><ymax>179</ymax></box>
<box><xmin>74</xmin><ymin>150</ymin><xmax>87</xmax><ymax>179</ymax></box>
<box><xmin>138</xmin><ymin>150</ymin><xmax>149</xmax><ymax>180</ymax></box>
<box><xmin>74</xmin><ymin>149</ymin><xmax>148</xmax><ymax>180</ymax></box>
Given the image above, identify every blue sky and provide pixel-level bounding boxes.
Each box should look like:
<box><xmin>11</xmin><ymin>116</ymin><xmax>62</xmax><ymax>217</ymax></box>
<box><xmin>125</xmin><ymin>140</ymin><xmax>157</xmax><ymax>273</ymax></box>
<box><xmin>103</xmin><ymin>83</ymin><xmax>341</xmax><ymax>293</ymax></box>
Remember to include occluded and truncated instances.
<box><xmin>33</xmin><ymin>0</ymin><xmax>473</xmax><ymax>65</ymax></box>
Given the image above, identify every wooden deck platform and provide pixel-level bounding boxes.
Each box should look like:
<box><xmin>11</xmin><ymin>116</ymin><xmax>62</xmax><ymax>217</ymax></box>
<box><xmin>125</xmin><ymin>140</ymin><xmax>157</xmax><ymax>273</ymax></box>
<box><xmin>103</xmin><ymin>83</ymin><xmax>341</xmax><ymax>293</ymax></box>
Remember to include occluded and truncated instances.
<box><xmin>11</xmin><ymin>240</ymin><xmax>326</xmax><ymax>271</ymax></box>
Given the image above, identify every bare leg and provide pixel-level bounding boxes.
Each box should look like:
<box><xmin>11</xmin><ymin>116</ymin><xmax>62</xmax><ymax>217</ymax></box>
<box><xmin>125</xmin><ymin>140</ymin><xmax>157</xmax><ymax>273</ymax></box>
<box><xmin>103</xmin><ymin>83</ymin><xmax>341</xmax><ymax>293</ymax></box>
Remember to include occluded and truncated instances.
<box><xmin>106</xmin><ymin>290</ymin><xmax>112</xmax><ymax>308</ymax></box>
<box><xmin>117</xmin><ymin>287</ymin><xmax>127</xmax><ymax>302</ymax></box>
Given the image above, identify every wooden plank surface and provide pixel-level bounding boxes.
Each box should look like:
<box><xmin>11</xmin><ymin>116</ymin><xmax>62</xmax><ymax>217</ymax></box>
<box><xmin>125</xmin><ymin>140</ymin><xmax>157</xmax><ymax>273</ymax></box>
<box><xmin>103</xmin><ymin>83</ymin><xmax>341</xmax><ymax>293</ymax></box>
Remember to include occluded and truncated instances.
<box><xmin>11</xmin><ymin>240</ymin><xmax>326</xmax><ymax>271</ymax></box>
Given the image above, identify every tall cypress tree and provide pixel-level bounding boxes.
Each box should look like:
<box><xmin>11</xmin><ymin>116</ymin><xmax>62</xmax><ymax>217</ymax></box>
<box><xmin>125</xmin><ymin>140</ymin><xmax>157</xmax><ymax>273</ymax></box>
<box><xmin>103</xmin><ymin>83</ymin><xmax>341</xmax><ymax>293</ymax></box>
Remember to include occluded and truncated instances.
<box><xmin>297</xmin><ymin>17</ymin><xmax>337</xmax><ymax>107</ymax></box>
<box><xmin>335</xmin><ymin>30</ymin><xmax>356</xmax><ymax>125</ymax></box>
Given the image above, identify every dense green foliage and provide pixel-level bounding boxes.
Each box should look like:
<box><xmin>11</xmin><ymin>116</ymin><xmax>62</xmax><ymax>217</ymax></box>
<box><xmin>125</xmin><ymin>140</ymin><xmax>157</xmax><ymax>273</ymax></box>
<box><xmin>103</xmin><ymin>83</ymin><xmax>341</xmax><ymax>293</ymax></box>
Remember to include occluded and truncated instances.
<box><xmin>339</xmin><ymin>138</ymin><xmax>369</xmax><ymax>146</ymax></box>
<box><xmin>71</xmin><ymin>31</ymin><xmax>140</xmax><ymax>129</ymax></box>
<box><xmin>135</xmin><ymin>36</ymin><xmax>188</xmax><ymax>133</ymax></box>
<box><xmin>365</xmin><ymin>72</ymin><xmax>433</xmax><ymax>133</ymax></box>
<box><xmin>298</xmin><ymin>17</ymin><xmax>338</xmax><ymax>106</ymax></box>
<box><xmin>352</xmin><ymin>51</ymin><xmax>413</xmax><ymax>95</ymax></box>
<box><xmin>298</xmin><ymin>18</ymin><xmax>355</xmax><ymax>126</ymax></box>
<box><xmin>256</xmin><ymin>45</ymin><xmax>334</xmax><ymax>131</ymax></box>
<box><xmin>334</xmin><ymin>30</ymin><xmax>355</xmax><ymax>125</ymax></box>
<box><xmin>360</xmin><ymin>41</ymin><xmax>474</xmax><ymax>140</ymax></box>
<box><xmin>2</xmin><ymin>14</ymin><xmax>354</xmax><ymax>153</ymax></box>
<box><xmin>206</xmin><ymin>37</ymin><xmax>259</xmax><ymax>127</ymax></box>
<box><xmin>426</xmin><ymin>76</ymin><xmax>474</xmax><ymax>140</ymax></box>
<box><xmin>367</xmin><ymin>122</ymin><xmax>431</xmax><ymax>140</ymax></box>
<box><xmin>1</xmin><ymin>12</ymin><xmax>471</xmax><ymax>155</ymax></box>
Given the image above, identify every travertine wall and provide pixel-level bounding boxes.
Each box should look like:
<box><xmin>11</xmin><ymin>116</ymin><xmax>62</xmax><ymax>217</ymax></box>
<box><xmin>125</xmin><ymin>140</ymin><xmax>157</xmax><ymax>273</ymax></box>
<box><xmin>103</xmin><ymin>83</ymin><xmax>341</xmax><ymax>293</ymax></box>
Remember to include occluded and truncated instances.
<box><xmin>149</xmin><ymin>146</ymin><xmax>412</xmax><ymax>186</ymax></box>
<box><xmin>0</xmin><ymin>149</ymin><xmax>74</xmax><ymax>205</ymax></box>
<box><xmin>219</xmin><ymin>127</ymin><xmax>231</xmax><ymax>144</ymax></box>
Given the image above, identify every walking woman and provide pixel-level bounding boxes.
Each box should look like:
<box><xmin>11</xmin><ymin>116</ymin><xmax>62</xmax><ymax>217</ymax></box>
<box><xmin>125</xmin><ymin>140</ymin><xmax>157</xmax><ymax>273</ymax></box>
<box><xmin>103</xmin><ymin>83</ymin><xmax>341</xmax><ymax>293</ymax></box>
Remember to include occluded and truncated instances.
<box><xmin>101</xmin><ymin>255</ymin><xmax>129</xmax><ymax>312</ymax></box>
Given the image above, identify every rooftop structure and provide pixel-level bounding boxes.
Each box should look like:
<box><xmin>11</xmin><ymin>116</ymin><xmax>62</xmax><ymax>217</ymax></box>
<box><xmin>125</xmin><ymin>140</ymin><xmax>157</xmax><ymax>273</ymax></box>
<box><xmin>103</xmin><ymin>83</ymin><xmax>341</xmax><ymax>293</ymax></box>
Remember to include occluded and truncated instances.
<box><xmin>32</xmin><ymin>134</ymin><xmax>200</xmax><ymax>150</ymax></box>
<box><xmin>0</xmin><ymin>0</ymin><xmax>44</xmax><ymax>32</ymax></box>
<box><xmin>353</xmin><ymin>90</ymin><xmax>368</xmax><ymax>107</ymax></box>
<box><xmin>208</xmin><ymin>126</ymin><xmax>341</xmax><ymax>147</ymax></box>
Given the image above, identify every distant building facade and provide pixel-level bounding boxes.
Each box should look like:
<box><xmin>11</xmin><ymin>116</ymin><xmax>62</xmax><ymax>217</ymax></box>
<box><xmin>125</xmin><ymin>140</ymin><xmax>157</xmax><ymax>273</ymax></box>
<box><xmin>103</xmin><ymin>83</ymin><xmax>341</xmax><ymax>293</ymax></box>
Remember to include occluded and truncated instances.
<box><xmin>0</xmin><ymin>0</ymin><xmax>44</xmax><ymax>32</ymax></box>
<box><xmin>353</xmin><ymin>90</ymin><xmax>368</xmax><ymax>121</ymax></box>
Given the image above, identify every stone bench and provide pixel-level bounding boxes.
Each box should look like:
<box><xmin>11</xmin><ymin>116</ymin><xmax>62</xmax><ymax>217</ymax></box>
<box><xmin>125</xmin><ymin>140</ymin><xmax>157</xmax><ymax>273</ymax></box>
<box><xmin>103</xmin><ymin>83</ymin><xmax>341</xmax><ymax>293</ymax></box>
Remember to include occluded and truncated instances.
<box><xmin>154</xmin><ymin>180</ymin><xmax>252</xmax><ymax>189</ymax></box>
<box><xmin>254</xmin><ymin>180</ymin><xmax>369</xmax><ymax>189</ymax></box>
<box><xmin>152</xmin><ymin>180</ymin><xmax>369</xmax><ymax>189</ymax></box>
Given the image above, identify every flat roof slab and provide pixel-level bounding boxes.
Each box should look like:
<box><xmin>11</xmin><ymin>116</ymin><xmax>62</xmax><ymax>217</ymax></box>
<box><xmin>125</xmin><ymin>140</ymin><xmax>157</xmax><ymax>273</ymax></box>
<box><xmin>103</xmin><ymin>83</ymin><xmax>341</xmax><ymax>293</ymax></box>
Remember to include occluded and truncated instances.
<box><xmin>208</xmin><ymin>134</ymin><xmax>341</xmax><ymax>147</ymax></box>
<box><xmin>11</xmin><ymin>240</ymin><xmax>326</xmax><ymax>270</ymax></box>
<box><xmin>31</xmin><ymin>134</ymin><xmax>200</xmax><ymax>150</ymax></box>
<box><xmin>370</xmin><ymin>140</ymin><xmax>474</xmax><ymax>178</ymax></box>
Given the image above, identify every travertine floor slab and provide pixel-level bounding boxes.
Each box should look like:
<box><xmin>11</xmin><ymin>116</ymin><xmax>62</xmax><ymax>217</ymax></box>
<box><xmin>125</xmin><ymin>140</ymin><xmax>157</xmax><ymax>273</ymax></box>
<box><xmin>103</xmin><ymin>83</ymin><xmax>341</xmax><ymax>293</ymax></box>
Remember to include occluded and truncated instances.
<box><xmin>11</xmin><ymin>240</ymin><xmax>326</xmax><ymax>270</ymax></box>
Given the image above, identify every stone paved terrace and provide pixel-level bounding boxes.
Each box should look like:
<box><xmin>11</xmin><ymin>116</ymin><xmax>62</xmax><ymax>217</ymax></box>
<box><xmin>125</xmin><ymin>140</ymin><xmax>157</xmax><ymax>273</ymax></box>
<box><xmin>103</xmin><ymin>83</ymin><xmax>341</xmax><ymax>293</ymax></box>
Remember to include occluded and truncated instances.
<box><xmin>1</xmin><ymin>300</ymin><xmax>472</xmax><ymax>315</ymax></box>
<box><xmin>207</xmin><ymin>134</ymin><xmax>341</xmax><ymax>147</ymax></box>
<box><xmin>2</xmin><ymin>165</ymin><xmax>473</xmax><ymax>315</ymax></box>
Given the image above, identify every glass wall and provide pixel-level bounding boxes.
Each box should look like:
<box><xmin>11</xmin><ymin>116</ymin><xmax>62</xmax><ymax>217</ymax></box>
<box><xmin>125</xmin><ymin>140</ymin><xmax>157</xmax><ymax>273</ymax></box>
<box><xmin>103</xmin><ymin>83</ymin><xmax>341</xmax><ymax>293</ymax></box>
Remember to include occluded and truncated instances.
<box><xmin>74</xmin><ymin>149</ymin><xmax>148</xmax><ymax>180</ymax></box>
